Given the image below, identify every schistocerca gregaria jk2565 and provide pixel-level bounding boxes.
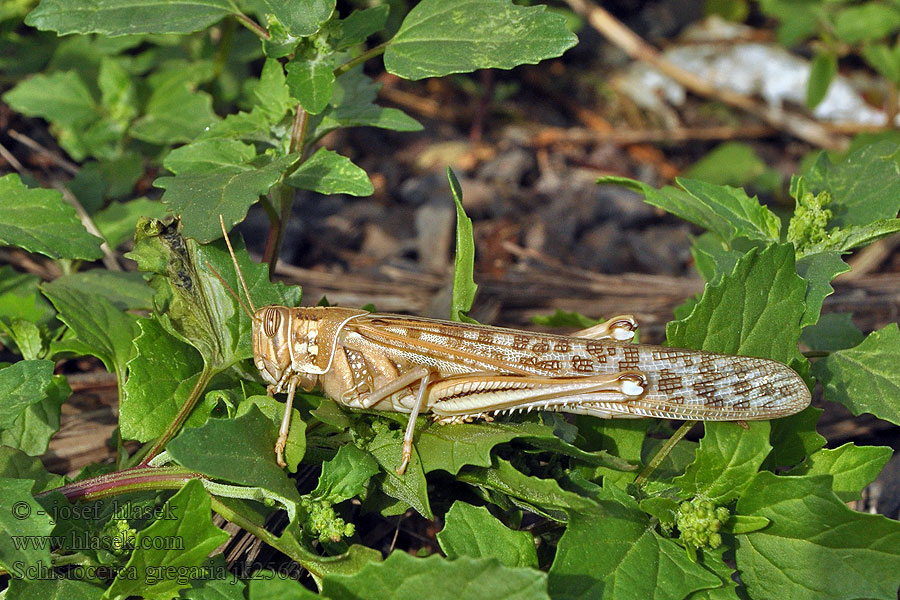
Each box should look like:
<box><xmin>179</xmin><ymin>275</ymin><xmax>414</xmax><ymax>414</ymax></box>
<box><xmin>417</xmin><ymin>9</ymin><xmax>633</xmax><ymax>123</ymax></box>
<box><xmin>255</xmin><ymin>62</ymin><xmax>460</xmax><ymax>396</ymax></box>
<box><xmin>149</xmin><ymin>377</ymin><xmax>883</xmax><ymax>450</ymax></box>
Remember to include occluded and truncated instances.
<box><xmin>218</xmin><ymin>218</ymin><xmax>810</xmax><ymax>475</ymax></box>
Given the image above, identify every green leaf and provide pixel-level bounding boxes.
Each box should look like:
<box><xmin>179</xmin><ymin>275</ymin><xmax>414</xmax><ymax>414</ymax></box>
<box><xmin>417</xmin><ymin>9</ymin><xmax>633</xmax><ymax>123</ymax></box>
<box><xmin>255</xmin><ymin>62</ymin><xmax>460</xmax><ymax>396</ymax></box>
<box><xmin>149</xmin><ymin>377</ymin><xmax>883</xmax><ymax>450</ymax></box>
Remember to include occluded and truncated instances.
<box><xmin>689</xmin><ymin>233</ymin><xmax>745</xmax><ymax>283</ymax></box>
<box><xmin>384</xmin><ymin>0</ymin><xmax>577</xmax><ymax>80</ymax></box>
<box><xmin>667</xmin><ymin>244</ymin><xmax>806</xmax><ymax>366</ymax></box>
<box><xmin>803</xmin><ymin>141</ymin><xmax>900</xmax><ymax>228</ymax></box>
<box><xmin>127</xmin><ymin>218</ymin><xmax>300</xmax><ymax>373</ymax></box>
<box><xmin>285</xmin><ymin>148</ymin><xmax>373</xmax><ymax>196</ymax></box>
<box><xmin>247</xmin><ymin>0</ymin><xmax>334</xmax><ymax>36</ymax></box>
<box><xmin>599</xmin><ymin>176</ymin><xmax>780</xmax><ymax>246</ymax></box>
<box><xmin>25</xmin><ymin>0</ymin><xmax>237</xmax><ymax>35</ymax></box>
<box><xmin>167</xmin><ymin>405</ymin><xmax>302</xmax><ymax>506</ymax></box>
<box><xmin>764</xmin><ymin>406</ymin><xmax>825</xmax><ymax>470</ymax></box>
<box><xmin>2</xmin><ymin>71</ymin><xmax>97</xmax><ymax>128</ymax></box>
<box><xmin>735</xmin><ymin>472</ymin><xmax>900</xmax><ymax>600</ymax></box>
<box><xmin>164</xmin><ymin>139</ymin><xmax>257</xmax><ymax>175</ymax></box>
<box><xmin>0</xmin><ymin>375</ymin><xmax>69</xmax><ymax>456</ymax></box>
<box><xmin>548</xmin><ymin>485</ymin><xmax>721</xmax><ymax>599</ymax></box>
<box><xmin>336</xmin><ymin>5</ymin><xmax>390</xmax><ymax>50</ymax></box>
<box><xmin>103</xmin><ymin>479</ymin><xmax>230</xmax><ymax>600</ymax></box>
<box><xmin>758</xmin><ymin>0</ymin><xmax>821</xmax><ymax>46</ymax></box>
<box><xmin>121</xmin><ymin>318</ymin><xmax>205</xmax><ymax>443</ymax></box>
<box><xmin>6</xmin><ymin>579</ymin><xmax>104</xmax><ymax>600</ymax></box>
<box><xmin>457</xmin><ymin>458</ymin><xmax>595</xmax><ymax>522</ymax></box>
<box><xmin>0</xmin><ymin>446</ymin><xmax>64</xmax><ymax>494</ymax></box>
<box><xmin>806</xmin><ymin>51</ymin><xmax>836</xmax><ymax>110</ymax></box>
<box><xmin>834</xmin><ymin>3</ymin><xmax>900</xmax><ymax>44</ymax></box>
<box><xmin>675</xmin><ymin>421</ymin><xmax>771</xmax><ymax>504</ymax></box>
<box><xmin>49</xmin><ymin>271</ymin><xmax>154</xmax><ymax>311</ymax></box>
<box><xmin>42</xmin><ymin>278</ymin><xmax>138</xmax><ymax>381</ymax></box>
<box><xmin>365</xmin><ymin>428</ymin><xmax>432</xmax><ymax>519</ymax></box>
<box><xmin>812</xmin><ymin>323</ymin><xmax>900</xmax><ymax>425</ymax></box>
<box><xmin>449</xmin><ymin>168</ymin><xmax>477</xmax><ymax>322</ymax></box>
<box><xmin>800</xmin><ymin>218</ymin><xmax>900</xmax><ymax>257</ymax></box>
<box><xmin>437</xmin><ymin>501</ymin><xmax>538</xmax><ymax>568</ymax></box>
<box><xmin>0</xmin><ymin>360</ymin><xmax>53</xmax><ymax>430</ymax></box>
<box><xmin>0</xmin><ymin>174</ymin><xmax>104</xmax><ymax>260</ymax></box>
<box><xmin>862</xmin><ymin>40</ymin><xmax>900</xmax><ymax>84</ymax></box>
<box><xmin>322</xmin><ymin>552</ymin><xmax>549</xmax><ymax>600</ymax></box>
<box><xmin>94</xmin><ymin>198</ymin><xmax>169</xmax><ymax>249</ymax></box>
<box><xmin>310</xmin><ymin>68</ymin><xmax>422</xmax><ymax>138</ymax></box>
<box><xmin>790</xmin><ymin>443</ymin><xmax>892</xmax><ymax>502</ymax></box>
<box><xmin>795</xmin><ymin>251</ymin><xmax>849</xmax><ymax>328</ymax></box>
<box><xmin>130</xmin><ymin>70</ymin><xmax>217</xmax><ymax>145</ymax></box>
<box><xmin>800</xmin><ymin>312</ymin><xmax>864</xmax><ymax>352</ymax></box>
<box><xmin>286</xmin><ymin>58</ymin><xmax>335</xmax><ymax>115</ymax></box>
<box><xmin>156</xmin><ymin>153</ymin><xmax>298</xmax><ymax>243</ymax></box>
<box><xmin>253</xmin><ymin>58</ymin><xmax>293</xmax><ymax>122</ymax></box>
<box><xmin>312</xmin><ymin>443</ymin><xmax>379</xmax><ymax>504</ymax></box>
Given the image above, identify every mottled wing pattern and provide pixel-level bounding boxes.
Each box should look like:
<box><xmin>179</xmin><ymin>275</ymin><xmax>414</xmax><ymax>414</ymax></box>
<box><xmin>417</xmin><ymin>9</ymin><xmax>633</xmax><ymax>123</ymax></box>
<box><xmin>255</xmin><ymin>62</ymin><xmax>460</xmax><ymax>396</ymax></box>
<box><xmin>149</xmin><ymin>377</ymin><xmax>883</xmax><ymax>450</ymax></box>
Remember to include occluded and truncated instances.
<box><xmin>342</xmin><ymin>315</ymin><xmax>810</xmax><ymax>420</ymax></box>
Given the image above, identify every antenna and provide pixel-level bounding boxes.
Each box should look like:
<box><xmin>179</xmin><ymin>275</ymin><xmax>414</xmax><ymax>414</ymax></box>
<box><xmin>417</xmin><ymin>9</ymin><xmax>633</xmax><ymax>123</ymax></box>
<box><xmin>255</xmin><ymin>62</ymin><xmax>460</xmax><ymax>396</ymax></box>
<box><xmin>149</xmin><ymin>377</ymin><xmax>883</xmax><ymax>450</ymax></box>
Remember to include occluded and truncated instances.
<box><xmin>205</xmin><ymin>260</ymin><xmax>254</xmax><ymax>319</ymax></box>
<box><xmin>219</xmin><ymin>215</ymin><xmax>257</xmax><ymax>314</ymax></box>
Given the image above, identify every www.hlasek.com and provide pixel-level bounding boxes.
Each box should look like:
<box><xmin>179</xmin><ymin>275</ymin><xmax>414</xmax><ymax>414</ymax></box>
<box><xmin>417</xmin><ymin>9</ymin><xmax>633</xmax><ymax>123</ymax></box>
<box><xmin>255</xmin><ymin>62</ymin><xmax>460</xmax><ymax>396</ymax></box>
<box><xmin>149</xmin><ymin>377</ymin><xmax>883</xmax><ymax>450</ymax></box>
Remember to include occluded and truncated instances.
<box><xmin>12</xmin><ymin>530</ymin><xmax>184</xmax><ymax>553</ymax></box>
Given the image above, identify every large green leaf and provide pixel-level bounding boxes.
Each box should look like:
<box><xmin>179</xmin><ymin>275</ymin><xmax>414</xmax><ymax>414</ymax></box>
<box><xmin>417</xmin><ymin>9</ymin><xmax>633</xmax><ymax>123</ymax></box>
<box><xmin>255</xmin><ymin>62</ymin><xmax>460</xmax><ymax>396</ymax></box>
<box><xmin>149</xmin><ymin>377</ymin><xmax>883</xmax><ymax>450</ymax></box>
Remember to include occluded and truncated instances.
<box><xmin>246</xmin><ymin>0</ymin><xmax>334</xmax><ymax>36</ymax></box>
<box><xmin>323</xmin><ymin>552</ymin><xmax>549</xmax><ymax>600</ymax></box>
<box><xmin>795</xmin><ymin>251</ymin><xmax>849</xmax><ymax>328</ymax></box>
<box><xmin>735</xmin><ymin>472</ymin><xmax>900</xmax><ymax>600</ymax></box>
<box><xmin>0</xmin><ymin>375</ymin><xmax>69</xmax><ymax>456</ymax></box>
<box><xmin>0</xmin><ymin>175</ymin><xmax>104</xmax><ymax>260</ymax></box>
<box><xmin>285</xmin><ymin>148</ymin><xmax>373</xmax><ymax>196</ymax></box>
<box><xmin>384</xmin><ymin>0</ymin><xmax>577</xmax><ymax>80</ymax></box>
<box><xmin>26</xmin><ymin>0</ymin><xmax>237</xmax><ymax>35</ymax></box>
<box><xmin>812</xmin><ymin>323</ymin><xmax>900</xmax><ymax>426</ymax></box>
<box><xmin>437</xmin><ymin>501</ymin><xmax>538</xmax><ymax>568</ymax></box>
<box><xmin>789</xmin><ymin>443</ymin><xmax>892</xmax><ymax>502</ymax></box>
<box><xmin>2</xmin><ymin>71</ymin><xmax>97</xmax><ymax>128</ymax></box>
<box><xmin>548</xmin><ymin>485</ymin><xmax>721</xmax><ymax>599</ymax></box>
<box><xmin>0</xmin><ymin>477</ymin><xmax>55</xmax><ymax>575</ymax></box>
<box><xmin>0</xmin><ymin>361</ymin><xmax>54</xmax><ymax>432</ymax></box>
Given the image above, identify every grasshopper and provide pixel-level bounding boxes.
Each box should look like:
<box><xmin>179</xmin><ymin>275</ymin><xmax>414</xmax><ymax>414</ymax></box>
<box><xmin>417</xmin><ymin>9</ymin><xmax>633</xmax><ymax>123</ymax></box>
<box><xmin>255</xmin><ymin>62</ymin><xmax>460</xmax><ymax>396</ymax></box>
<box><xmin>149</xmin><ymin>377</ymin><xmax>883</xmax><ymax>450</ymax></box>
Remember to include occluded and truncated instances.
<box><xmin>218</xmin><ymin>219</ymin><xmax>810</xmax><ymax>474</ymax></box>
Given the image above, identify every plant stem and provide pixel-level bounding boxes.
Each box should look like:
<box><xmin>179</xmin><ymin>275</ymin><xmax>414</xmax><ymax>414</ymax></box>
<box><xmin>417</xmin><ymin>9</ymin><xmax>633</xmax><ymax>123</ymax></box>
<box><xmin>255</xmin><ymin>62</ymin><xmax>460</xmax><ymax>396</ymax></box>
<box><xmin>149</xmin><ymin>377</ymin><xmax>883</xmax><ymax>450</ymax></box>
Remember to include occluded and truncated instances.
<box><xmin>138</xmin><ymin>367</ymin><xmax>215</xmax><ymax>467</ymax></box>
<box><xmin>39</xmin><ymin>465</ymin><xmax>197</xmax><ymax>502</ymax></box>
<box><xmin>233</xmin><ymin>11</ymin><xmax>270</xmax><ymax>40</ymax></box>
<box><xmin>633</xmin><ymin>420</ymin><xmax>695</xmax><ymax>488</ymax></box>
<box><xmin>333</xmin><ymin>42</ymin><xmax>388</xmax><ymax>78</ymax></box>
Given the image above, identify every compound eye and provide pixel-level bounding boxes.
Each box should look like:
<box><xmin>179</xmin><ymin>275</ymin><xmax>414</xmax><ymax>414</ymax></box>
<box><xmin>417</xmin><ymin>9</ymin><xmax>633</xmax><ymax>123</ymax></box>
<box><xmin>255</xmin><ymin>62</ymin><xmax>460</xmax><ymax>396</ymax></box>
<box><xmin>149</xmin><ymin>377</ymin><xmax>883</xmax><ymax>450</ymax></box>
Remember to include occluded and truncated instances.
<box><xmin>263</xmin><ymin>308</ymin><xmax>281</xmax><ymax>337</ymax></box>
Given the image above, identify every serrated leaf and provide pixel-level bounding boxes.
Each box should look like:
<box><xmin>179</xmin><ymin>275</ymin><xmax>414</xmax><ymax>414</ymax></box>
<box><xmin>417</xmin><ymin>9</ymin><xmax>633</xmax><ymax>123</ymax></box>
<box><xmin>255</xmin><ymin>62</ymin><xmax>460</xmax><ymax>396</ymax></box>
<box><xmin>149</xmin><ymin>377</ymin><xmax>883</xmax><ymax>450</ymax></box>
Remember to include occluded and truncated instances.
<box><xmin>285</xmin><ymin>148</ymin><xmax>373</xmax><ymax>196</ymax></box>
<box><xmin>323</xmin><ymin>552</ymin><xmax>549</xmax><ymax>600</ymax></box>
<box><xmin>167</xmin><ymin>405</ymin><xmax>302</xmax><ymax>506</ymax></box>
<box><xmin>675</xmin><ymin>421</ymin><xmax>771</xmax><ymax>504</ymax></box>
<box><xmin>812</xmin><ymin>323</ymin><xmax>900</xmax><ymax>426</ymax></box>
<box><xmin>365</xmin><ymin>428</ymin><xmax>432</xmax><ymax>519</ymax></box>
<box><xmin>0</xmin><ymin>174</ymin><xmax>104</xmax><ymax>260</ymax></box>
<box><xmin>163</xmin><ymin>140</ymin><xmax>257</xmax><ymax>175</ymax></box>
<box><xmin>803</xmin><ymin>141</ymin><xmax>900</xmax><ymax>228</ymax></box>
<box><xmin>94</xmin><ymin>198</ymin><xmax>169</xmax><ymax>249</ymax></box>
<box><xmin>763</xmin><ymin>406</ymin><xmax>825</xmax><ymax>470</ymax></box>
<box><xmin>735</xmin><ymin>472</ymin><xmax>900</xmax><ymax>600</ymax></box>
<box><xmin>795</xmin><ymin>251</ymin><xmax>849</xmax><ymax>328</ymax></box>
<box><xmin>253</xmin><ymin>58</ymin><xmax>293</xmax><ymax>122</ymax></box>
<box><xmin>790</xmin><ymin>443</ymin><xmax>892</xmax><ymax>502</ymax></box>
<box><xmin>237</xmin><ymin>395</ymin><xmax>306</xmax><ymax>473</ymax></box>
<box><xmin>42</xmin><ymin>278</ymin><xmax>137</xmax><ymax>381</ymax></box>
<box><xmin>689</xmin><ymin>233</ymin><xmax>747</xmax><ymax>283</ymax></box>
<box><xmin>437</xmin><ymin>501</ymin><xmax>538</xmax><ymax>568</ymax></box>
<box><xmin>25</xmin><ymin>0</ymin><xmax>236</xmax><ymax>35</ymax></box>
<box><xmin>247</xmin><ymin>0</ymin><xmax>334</xmax><ymax>36</ymax></box>
<box><xmin>0</xmin><ymin>375</ymin><xmax>69</xmax><ymax>456</ymax></box>
<box><xmin>384</xmin><ymin>0</ymin><xmax>577</xmax><ymax>80</ymax></box>
<box><xmin>121</xmin><ymin>318</ymin><xmax>205</xmax><ymax>442</ymax></box>
<box><xmin>336</xmin><ymin>5</ymin><xmax>390</xmax><ymax>50</ymax></box>
<box><xmin>449</xmin><ymin>168</ymin><xmax>477</xmax><ymax>322</ymax></box>
<box><xmin>548</xmin><ymin>484</ymin><xmax>721</xmax><ymax>599</ymax></box>
<box><xmin>0</xmin><ymin>477</ymin><xmax>55</xmax><ymax>575</ymax></box>
<box><xmin>0</xmin><ymin>360</ymin><xmax>53</xmax><ymax>430</ymax></box>
<box><xmin>312</xmin><ymin>443</ymin><xmax>378</xmax><ymax>504</ymax></box>
<box><xmin>156</xmin><ymin>153</ymin><xmax>298</xmax><ymax>243</ymax></box>
<box><xmin>806</xmin><ymin>51</ymin><xmax>836</xmax><ymax>109</ymax></box>
<box><xmin>2</xmin><ymin>71</ymin><xmax>97</xmax><ymax>127</ymax></box>
<box><xmin>130</xmin><ymin>73</ymin><xmax>217</xmax><ymax>145</ymax></box>
<box><xmin>667</xmin><ymin>244</ymin><xmax>806</xmax><ymax>367</ymax></box>
<box><xmin>800</xmin><ymin>312</ymin><xmax>864</xmax><ymax>352</ymax></box>
<box><xmin>103</xmin><ymin>479</ymin><xmax>230</xmax><ymax>600</ymax></box>
<box><xmin>600</xmin><ymin>176</ymin><xmax>780</xmax><ymax>246</ymax></box>
<box><xmin>285</xmin><ymin>58</ymin><xmax>335</xmax><ymax>115</ymax></box>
